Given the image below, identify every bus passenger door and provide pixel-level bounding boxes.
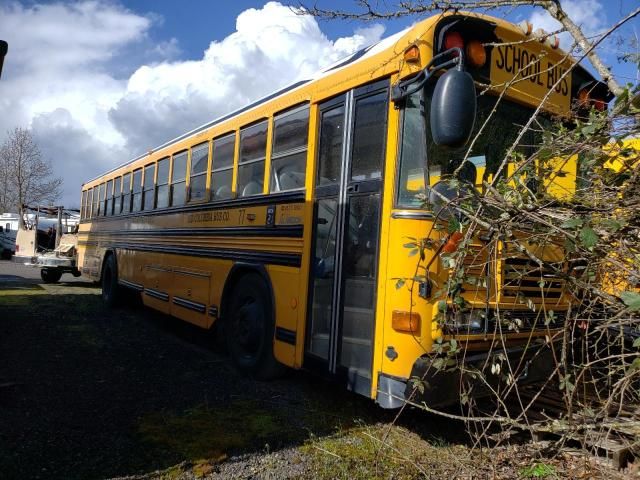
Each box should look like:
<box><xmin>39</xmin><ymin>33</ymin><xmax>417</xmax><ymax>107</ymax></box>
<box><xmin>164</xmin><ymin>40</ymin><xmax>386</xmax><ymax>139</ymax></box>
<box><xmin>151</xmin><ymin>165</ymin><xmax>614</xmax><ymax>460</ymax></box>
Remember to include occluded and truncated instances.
<box><xmin>306</xmin><ymin>80</ymin><xmax>388</xmax><ymax>396</ymax></box>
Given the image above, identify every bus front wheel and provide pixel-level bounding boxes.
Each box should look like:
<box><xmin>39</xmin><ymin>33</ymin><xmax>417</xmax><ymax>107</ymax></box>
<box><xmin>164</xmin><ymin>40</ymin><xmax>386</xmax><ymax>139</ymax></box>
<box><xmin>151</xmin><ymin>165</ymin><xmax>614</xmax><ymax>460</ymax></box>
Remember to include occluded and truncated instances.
<box><xmin>101</xmin><ymin>254</ymin><xmax>120</xmax><ymax>308</ymax></box>
<box><xmin>225</xmin><ymin>273</ymin><xmax>284</xmax><ymax>380</ymax></box>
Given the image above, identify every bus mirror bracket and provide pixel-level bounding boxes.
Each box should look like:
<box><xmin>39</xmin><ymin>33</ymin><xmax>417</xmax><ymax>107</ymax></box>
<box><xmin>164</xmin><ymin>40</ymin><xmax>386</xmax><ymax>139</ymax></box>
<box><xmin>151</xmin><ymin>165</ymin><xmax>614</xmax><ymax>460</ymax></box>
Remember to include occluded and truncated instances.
<box><xmin>391</xmin><ymin>47</ymin><xmax>464</xmax><ymax>103</ymax></box>
<box><xmin>392</xmin><ymin>46</ymin><xmax>477</xmax><ymax>149</ymax></box>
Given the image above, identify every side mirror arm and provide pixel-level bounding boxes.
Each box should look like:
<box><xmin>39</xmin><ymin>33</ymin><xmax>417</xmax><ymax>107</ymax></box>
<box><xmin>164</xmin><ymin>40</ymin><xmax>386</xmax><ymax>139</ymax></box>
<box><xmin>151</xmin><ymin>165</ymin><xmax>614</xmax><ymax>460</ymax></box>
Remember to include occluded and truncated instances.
<box><xmin>391</xmin><ymin>47</ymin><xmax>465</xmax><ymax>103</ymax></box>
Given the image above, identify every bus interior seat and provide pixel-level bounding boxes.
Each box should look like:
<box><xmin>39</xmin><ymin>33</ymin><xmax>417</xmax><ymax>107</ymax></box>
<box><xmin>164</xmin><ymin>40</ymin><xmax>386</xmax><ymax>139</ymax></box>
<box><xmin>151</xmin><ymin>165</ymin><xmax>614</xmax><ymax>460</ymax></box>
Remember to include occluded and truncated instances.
<box><xmin>215</xmin><ymin>185</ymin><xmax>231</xmax><ymax>199</ymax></box>
<box><xmin>242</xmin><ymin>181</ymin><xmax>261</xmax><ymax>197</ymax></box>
<box><xmin>278</xmin><ymin>171</ymin><xmax>305</xmax><ymax>191</ymax></box>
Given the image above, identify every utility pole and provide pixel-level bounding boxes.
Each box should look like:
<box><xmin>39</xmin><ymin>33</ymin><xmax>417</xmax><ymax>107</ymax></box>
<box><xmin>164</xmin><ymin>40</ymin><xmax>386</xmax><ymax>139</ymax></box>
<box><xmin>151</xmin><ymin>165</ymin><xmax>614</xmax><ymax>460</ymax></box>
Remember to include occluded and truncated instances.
<box><xmin>0</xmin><ymin>40</ymin><xmax>7</xmax><ymax>79</ymax></box>
<box><xmin>56</xmin><ymin>206</ymin><xmax>62</xmax><ymax>248</ymax></box>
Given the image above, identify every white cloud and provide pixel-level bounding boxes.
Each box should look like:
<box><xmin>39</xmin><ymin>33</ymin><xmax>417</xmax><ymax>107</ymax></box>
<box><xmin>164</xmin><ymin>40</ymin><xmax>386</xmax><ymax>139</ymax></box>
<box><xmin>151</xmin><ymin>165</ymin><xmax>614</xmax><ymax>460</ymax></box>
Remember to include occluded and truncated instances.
<box><xmin>528</xmin><ymin>0</ymin><xmax>606</xmax><ymax>50</ymax></box>
<box><xmin>0</xmin><ymin>1</ymin><xmax>384</xmax><ymax>207</ymax></box>
<box><xmin>109</xmin><ymin>2</ymin><xmax>384</xmax><ymax>152</ymax></box>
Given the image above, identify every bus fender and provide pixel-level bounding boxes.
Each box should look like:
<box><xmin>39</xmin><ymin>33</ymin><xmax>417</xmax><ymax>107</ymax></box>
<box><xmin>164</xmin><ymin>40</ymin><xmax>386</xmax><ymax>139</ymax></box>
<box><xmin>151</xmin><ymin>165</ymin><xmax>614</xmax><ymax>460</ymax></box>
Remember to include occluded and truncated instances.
<box><xmin>220</xmin><ymin>262</ymin><xmax>276</xmax><ymax>324</ymax></box>
<box><xmin>100</xmin><ymin>248</ymin><xmax>118</xmax><ymax>282</ymax></box>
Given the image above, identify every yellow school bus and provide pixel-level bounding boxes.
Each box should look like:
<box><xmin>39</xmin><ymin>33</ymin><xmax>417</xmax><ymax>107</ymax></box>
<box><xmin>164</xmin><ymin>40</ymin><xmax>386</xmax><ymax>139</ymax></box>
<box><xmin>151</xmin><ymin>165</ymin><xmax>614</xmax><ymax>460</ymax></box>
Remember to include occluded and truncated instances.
<box><xmin>78</xmin><ymin>12</ymin><xmax>610</xmax><ymax>408</ymax></box>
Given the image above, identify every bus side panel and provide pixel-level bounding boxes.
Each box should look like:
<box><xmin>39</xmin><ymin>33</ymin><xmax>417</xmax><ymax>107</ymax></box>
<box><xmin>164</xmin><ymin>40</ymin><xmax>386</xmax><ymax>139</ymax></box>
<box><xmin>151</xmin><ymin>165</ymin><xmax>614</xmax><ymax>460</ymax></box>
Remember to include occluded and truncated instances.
<box><xmin>170</xmin><ymin>264</ymin><xmax>211</xmax><ymax>328</ymax></box>
<box><xmin>380</xmin><ymin>217</ymin><xmax>438</xmax><ymax>380</ymax></box>
<box><xmin>267</xmin><ymin>265</ymin><xmax>300</xmax><ymax>368</ymax></box>
<box><xmin>116</xmin><ymin>248</ymin><xmax>137</xmax><ymax>285</ymax></box>
<box><xmin>143</xmin><ymin>259</ymin><xmax>172</xmax><ymax>315</ymax></box>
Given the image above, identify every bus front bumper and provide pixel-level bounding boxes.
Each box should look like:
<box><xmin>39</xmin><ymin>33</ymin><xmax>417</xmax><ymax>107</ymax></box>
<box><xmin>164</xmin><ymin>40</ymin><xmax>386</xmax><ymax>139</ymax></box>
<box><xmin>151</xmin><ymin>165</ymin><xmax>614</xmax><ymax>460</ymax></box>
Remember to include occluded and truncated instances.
<box><xmin>377</xmin><ymin>342</ymin><xmax>556</xmax><ymax>409</ymax></box>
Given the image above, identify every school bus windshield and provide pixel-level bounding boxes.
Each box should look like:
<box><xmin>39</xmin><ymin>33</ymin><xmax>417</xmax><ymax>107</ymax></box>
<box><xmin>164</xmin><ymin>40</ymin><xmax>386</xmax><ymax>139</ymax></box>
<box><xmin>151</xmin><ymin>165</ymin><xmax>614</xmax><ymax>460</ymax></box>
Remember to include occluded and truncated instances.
<box><xmin>396</xmin><ymin>86</ymin><xmax>553</xmax><ymax>208</ymax></box>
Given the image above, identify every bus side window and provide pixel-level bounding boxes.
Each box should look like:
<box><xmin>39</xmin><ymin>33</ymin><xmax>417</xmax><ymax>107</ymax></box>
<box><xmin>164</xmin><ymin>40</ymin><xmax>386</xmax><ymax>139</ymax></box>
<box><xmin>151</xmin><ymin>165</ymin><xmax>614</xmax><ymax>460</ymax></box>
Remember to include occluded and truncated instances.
<box><xmin>396</xmin><ymin>91</ymin><xmax>427</xmax><ymax>208</ymax></box>
<box><xmin>171</xmin><ymin>151</ymin><xmax>188</xmax><ymax>206</ymax></box>
<box><xmin>80</xmin><ymin>190</ymin><xmax>87</xmax><ymax>219</ymax></box>
<box><xmin>105</xmin><ymin>179</ymin><xmax>113</xmax><ymax>216</ymax></box>
<box><xmin>189</xmin><ymin>142</ymin><xmax>209</xmax><ymax>202</ymax></box>
<box><xmin>270</xmin><ymin>105</ymin><xmax>309</xmax><ymax>193</ymax></box>
<box><xmin>87</xmin><ymin>188</ymin><xmax>93</xmax><ymax>218</ymax></box>
<box><xmin>132</xmin><ymin>169</ymin><xmax>143</xmax><ymax>212</ymax></box>
<box><xmin>113</xmin><ymin>176</ymin><xmax>122</xmax><ymax>214</ymax></box>
<box><xmin>96</xmin><ymin>183</ymin><xmax>105</xmax><ymax>217</ymax></box>
<box><xmin>122</xmin><ymin>173</ymin><xmax>132</xmax><ymax>214</ymax></box>
<box><xmin>238</xmin><ymin>121</ymin><xmax>267</xmax><ymax>197</ymax></box>
<box><xmin>156</xmin><ymin>158</ymin><xmax>170</xmax><ymax>208</ymax></box>
<box><xmin>211</xmin><ymin>133</ymin><xmax>234</xmax><ymax>200</ymax></box>
<box><xmin>142</xmin><ymin>163</ymin><xmax>155</xmax><ymax>211</ymax></box>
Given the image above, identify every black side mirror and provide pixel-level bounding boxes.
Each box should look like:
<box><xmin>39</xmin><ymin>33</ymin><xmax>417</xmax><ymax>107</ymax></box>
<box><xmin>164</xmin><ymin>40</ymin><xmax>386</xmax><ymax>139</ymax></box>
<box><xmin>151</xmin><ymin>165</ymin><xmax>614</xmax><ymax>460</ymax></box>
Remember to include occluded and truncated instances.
<box><xmin>430</xmin><ymin>68</ymin><xmax>477</xmax><ymax>148</ymax></box>
<box><xmin>0</xmin><ymin>41</ymin><xmax>7</xmax><ymax>79</ymax></box>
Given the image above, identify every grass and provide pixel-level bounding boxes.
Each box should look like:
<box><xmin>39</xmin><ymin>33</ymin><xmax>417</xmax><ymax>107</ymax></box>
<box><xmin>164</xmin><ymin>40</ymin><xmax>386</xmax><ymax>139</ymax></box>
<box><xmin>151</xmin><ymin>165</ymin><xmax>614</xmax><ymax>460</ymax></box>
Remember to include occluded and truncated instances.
<box><xmin>138</xmin><ymin>400</ymin><xmax>285</xmax><ymax>464</ymax></box>
<box><xmin>59</xmin><ymin>323</ymin><xmax>104</xmax><ymax>348</ymax></box>
<box><xmin>520</xmin><ymin>462</ymin><xmax>558</xmax><ymax>479</ymax></box>
<box><xmin>301</xmin><ymin>423</ymin><xmax>476</xmax><ymax>479</ymax></box>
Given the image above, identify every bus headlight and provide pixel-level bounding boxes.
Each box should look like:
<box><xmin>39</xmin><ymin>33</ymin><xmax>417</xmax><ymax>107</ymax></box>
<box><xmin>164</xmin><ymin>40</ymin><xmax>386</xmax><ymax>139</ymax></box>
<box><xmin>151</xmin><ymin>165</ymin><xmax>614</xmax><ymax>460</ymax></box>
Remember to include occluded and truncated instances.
<box><xmin>444</xmin><ymin>310</ymin><xmax>485</xmax><ymax>333</ymax></box>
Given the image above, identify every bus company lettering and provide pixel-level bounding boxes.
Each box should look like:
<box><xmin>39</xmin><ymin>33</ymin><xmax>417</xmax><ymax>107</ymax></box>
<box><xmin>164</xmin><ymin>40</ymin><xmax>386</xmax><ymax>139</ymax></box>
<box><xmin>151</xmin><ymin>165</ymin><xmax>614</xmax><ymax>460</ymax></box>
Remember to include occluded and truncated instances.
<box><xmin>494</xmin><ymin>44</ymin><xmax>569</xmax><ymax>96</ymax></box>
<box><xmin>278</xmin><ymin>203</ymin><xmax>303</xmax><ymax>225</ymax></box>
<box><xmin>187</xmin><ymin>210</ymin><xmax>230</xmax><ymax>224</ymax></box>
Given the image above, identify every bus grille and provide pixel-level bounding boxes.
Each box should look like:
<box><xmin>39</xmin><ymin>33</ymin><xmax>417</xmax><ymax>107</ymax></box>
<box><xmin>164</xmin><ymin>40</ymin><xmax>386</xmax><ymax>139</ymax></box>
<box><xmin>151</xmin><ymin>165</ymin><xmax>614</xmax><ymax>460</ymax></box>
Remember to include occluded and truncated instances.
<box><xmin>458</xmin><ymin>239</ymin><xmax>567</xmax><ymax>301</ymax></box>
<box><xmin>486</xmin><ymin>309</ymin><xmax>567</xmax><ymax>332</ymax></box>
<box><xmin>461</xmin><ymin>243</ymin><xmax>490</xmax><ymax>293</ymax></box>
<box><xmin>501</xmin><ymin>257</ymin><xmax>565</xmax><ymax>299</ymax></box>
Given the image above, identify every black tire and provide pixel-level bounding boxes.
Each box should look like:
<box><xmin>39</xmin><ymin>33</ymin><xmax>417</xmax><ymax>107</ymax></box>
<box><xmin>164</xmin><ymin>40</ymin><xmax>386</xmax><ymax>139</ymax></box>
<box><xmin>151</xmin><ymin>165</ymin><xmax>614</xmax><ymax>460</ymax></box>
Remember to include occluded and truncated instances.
<box><xmin>225</xmin><ymin>273</ymin><xmax>284</xmax><ymax>380</ymax></box>
<box><xmin>101</xmin><ymin>254</ymin><xmax>120</xmax><ymax>307</ymax></box>
<box><xmin>40</xmin><ymin>268</ymin><xmax>62</xmax><ymax>283</ymax></box>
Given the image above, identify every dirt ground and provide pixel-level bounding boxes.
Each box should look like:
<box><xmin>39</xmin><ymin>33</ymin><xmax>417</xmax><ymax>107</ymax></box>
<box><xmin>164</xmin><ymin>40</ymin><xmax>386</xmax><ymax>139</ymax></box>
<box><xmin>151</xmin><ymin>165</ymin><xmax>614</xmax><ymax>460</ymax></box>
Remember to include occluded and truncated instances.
<box><xmin>0</xmin><ymin>260</ymin><xmax>631</xmax><ymax>480</ymax></box>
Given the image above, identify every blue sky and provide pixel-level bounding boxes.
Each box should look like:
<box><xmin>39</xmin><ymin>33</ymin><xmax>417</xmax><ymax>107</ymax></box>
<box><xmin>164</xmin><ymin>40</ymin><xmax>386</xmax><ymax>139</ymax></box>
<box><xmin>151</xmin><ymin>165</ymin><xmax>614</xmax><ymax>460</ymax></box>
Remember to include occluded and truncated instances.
<box><xmin>120</xmin><ymin>0</ymin><xmax>639</xmax><ymax>81</ymax></box>
<box><xmin>0</xmin><ymin>1</ymin><xmax>637</xmax><ymax>206</ymax></box>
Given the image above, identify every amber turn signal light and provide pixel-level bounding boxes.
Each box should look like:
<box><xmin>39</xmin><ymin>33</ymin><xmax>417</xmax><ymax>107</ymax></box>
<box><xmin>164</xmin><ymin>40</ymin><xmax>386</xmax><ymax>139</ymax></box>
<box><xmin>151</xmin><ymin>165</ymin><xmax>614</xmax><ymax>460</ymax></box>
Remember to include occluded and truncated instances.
<box><xmin>466</xmin><ymin>40</ymin><xmax>486</xmax><ymax>68</ymax></box>
<box><xmin>442</xmin><ymin>231</ymin><xmax>464</xmax><ymax>254</ymax></box>
<box><xmin>404</xmin><ymin>45</ymin><xmax>420</xmax><ymax>63</ymax></box>
<box><xmin>392</xmin><ymin>311</ymin><xmax>421</xmax><ymax>334</ymax></box>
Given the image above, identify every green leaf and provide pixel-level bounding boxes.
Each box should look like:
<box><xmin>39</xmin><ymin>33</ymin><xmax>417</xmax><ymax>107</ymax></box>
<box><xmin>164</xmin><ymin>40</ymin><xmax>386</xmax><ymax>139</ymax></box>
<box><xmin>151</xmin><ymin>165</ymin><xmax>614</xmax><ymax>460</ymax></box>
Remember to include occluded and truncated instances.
<box><xmin>630</xmin><ymin>358</ymin><xmax>640</xmax><ymax>372</ymax></box>
<box><xmin>564</xmin><ymin>238</ymin><xmax>576</xmax><ymax>253</ymax></box>
<box><xmin>632</xmin><ymin>337</ymin><xmax>640</xmax><ymax>349</ymax></box>
<box><xmin>403</xmin><ymin>242</ymin><xmax>417</xmax><ymax>249</ymax></box>
<box><xmin>621</xmin><ymin>291</ymin><xmax>640</xmax><ymax>311</ymax></box>
<box><xmin>581</xmin><ymin>123</ymin><xmax>597</xmax><ymax>136</ymax></box>
<box><xmin>600</xmin><ymin>219</ymin><xmax>624</xmax><ymax>232</ymax></box>
<box><xmin>409</xmin><ymin>376</ymin><xmax>426</xmax><ymax>394</ymax></box>
<box><xmin>408</xmin><ymin>248</ymin><xmax>419</xmax><ymax>257</ymax></box>
<box><xmin>579</xmin><ymin>226</ymin><xmax>599</xmax><ymax>250</ymax></box>
<box><xmin>447</xmin><ymin>217</ymin><xmax>460</xmax><ymax>234</ymax></box>
<box><xmin>561</xmin><ymin>217</ymin><xmax>583</xmax><ymax>229</ymax></box>
<box><xmin>395</xmin><ymin>278</ymin><xmax>405</xmax><ymax>290</ymax></box>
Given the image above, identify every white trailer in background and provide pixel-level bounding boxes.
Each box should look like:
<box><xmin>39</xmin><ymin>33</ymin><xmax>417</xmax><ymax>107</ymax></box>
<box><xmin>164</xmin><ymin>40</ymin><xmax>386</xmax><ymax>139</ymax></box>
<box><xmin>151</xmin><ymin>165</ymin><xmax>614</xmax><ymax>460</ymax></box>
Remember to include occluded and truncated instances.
<box><xmin>0</xmin><ymin>212</ymin><xmax>19</xmax><ymax>258</ymax></box>
<box><xmin>13</xmin><ymin>206</ymin><xmax>81</xmax><ymax>283</ymax></box>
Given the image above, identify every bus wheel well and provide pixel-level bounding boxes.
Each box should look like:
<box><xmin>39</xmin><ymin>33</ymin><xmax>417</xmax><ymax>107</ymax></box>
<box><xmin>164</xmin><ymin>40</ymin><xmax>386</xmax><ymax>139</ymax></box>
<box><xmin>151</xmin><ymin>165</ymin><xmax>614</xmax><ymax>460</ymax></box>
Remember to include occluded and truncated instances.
<box><xmin>220</xmin><ymin>264</ymin><xmax>274</xmax><ymax>322</ymax></box>
<box><xmin>101</xmin><ymin>250</ymin><xmax>117</xmax><ymax>282</ymax></box>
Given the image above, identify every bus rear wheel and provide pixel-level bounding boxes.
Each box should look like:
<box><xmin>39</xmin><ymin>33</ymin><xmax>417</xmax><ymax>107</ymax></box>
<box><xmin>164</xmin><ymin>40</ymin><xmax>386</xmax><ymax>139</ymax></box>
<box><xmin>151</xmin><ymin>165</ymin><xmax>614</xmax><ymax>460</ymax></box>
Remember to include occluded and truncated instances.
<box><xmin>225</xmin><ymin>273</ymin><xmax>284</xmax><ymax>380</ymax></box>
<box><xmin>41</xmin><ymin>268</ymin><xmax>62</xmax><ymax>283</ymax></box>
<box><xmin>101</xmin><ymin>254</ymin><xmax>120</xmax><ymax>308</ymax></box>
